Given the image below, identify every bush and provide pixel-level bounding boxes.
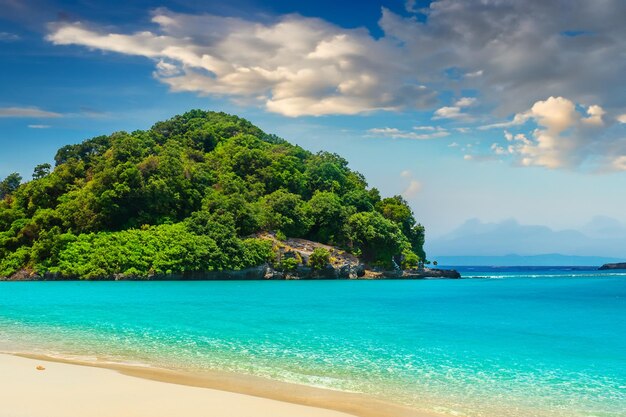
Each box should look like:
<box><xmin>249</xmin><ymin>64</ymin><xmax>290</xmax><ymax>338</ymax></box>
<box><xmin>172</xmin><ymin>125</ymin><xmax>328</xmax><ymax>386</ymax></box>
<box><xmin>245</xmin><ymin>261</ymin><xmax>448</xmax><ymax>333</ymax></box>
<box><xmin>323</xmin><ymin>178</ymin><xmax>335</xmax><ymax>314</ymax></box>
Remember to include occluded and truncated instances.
<box><xmin>279</xmin><ymin>257</ymin><xmax>299</xmax><ymax>272</ymax></box>
<box><xmin>309</xmin><ymin>247</ymin><xmax>330</xmax><ymax>270</ymax></box>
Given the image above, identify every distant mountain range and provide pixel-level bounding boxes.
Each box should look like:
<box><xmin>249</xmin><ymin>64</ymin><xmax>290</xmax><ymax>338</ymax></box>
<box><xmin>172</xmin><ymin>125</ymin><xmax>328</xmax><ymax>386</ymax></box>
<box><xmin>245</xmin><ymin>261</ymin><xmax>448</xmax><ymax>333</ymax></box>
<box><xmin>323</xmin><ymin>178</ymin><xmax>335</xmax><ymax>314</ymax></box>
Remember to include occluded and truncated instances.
<box><xmin>433</xmin><ymin>254</ymin><xmax>624</xmax><ymax>267</ymax></box>
<box><xmin>427</xmin><ymin>216</ymin><xmax>626</xmax><ymax>266</ymax></box>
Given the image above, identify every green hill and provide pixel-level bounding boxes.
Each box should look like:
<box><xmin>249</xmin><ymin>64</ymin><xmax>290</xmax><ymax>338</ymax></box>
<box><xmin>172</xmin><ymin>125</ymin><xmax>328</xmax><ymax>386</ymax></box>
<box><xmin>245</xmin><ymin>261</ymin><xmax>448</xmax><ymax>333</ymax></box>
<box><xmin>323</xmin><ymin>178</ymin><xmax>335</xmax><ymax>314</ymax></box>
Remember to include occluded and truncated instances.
<box><xmin>0</xmin><ymin>110</ymin><xmax>425</xmax><ymax>279</ymax></box>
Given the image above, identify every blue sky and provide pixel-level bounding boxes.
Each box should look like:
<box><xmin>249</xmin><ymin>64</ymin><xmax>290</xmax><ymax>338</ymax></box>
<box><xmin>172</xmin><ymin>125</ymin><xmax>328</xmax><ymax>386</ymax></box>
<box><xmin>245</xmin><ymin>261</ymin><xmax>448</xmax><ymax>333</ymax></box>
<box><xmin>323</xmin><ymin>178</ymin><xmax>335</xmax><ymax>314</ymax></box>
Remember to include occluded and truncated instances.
<box><xmin>1</xmin><ymin>0</ymin><xmax>625</xmax><ymax>251</ymax></box>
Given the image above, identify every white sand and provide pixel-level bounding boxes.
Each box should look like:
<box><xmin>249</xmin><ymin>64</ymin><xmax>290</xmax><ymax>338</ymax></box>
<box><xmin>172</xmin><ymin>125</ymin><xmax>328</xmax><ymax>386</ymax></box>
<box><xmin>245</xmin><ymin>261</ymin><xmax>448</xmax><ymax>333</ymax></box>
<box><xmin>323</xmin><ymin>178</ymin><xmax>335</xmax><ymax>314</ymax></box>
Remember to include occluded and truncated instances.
<box><xmin>0</xmin><ymin>354</ymin><xmax>355</xmax><ymax>417</ymax></box>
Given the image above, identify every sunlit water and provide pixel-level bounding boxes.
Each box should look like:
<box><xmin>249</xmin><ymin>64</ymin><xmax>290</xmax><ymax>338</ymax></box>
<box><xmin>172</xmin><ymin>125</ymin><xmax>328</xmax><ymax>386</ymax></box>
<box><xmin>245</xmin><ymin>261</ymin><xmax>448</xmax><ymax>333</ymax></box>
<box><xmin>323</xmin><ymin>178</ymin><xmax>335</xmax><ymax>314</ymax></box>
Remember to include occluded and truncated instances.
<box><xmin>1</xmin><ymin>268</ymin><xmax>625</xmax><ymax>417</ymax></box>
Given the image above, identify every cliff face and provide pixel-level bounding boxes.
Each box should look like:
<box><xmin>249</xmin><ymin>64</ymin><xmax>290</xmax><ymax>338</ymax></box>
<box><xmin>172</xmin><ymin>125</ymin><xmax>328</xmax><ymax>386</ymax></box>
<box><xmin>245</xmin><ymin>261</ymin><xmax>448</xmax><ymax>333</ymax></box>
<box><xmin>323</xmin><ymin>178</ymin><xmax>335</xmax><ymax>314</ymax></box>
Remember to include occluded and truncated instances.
<box><xmin>599</xmin><ymin>262</ymin><xmax>626</xmax><ymax>270</ymax></box>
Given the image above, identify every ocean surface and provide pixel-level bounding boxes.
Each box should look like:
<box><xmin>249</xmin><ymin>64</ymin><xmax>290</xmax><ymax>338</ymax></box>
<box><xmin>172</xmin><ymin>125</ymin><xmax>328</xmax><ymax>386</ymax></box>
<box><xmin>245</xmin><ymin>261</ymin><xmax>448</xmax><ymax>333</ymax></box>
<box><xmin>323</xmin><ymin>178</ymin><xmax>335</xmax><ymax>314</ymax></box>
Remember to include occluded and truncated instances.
<box><xmin>1</xmin><ymin>267</ymin><xmax>625</xmax><ymax>417</ymax></box>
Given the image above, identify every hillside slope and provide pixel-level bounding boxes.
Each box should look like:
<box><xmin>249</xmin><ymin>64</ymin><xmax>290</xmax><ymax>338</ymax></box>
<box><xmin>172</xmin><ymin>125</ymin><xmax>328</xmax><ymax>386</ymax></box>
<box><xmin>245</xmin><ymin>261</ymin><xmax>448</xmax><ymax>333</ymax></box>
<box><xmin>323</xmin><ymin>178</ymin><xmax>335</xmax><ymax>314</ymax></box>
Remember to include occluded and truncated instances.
<box><xmin>0</xmin><ymin>110</ymin><xmax>426</xmax><ymax>279</ymax></box>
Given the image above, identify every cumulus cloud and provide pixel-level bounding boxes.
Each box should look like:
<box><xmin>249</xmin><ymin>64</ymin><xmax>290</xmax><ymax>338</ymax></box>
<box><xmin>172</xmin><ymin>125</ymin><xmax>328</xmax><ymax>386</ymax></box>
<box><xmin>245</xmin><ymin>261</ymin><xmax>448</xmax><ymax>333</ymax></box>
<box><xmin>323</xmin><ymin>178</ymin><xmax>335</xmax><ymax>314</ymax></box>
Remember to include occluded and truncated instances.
<box><xmin>46</xmin><ymin>1</ymin><xmax>626</xmax><ymax>119</ymax></box>
<box><xmin>43</xmin><ymin>2</ymin><xmax>626</xmax><ymax>171</ymax></box>
<box><xmin>47</xmin><ymin>10</ymin><xmax>438</xmax><ymax>117</ymax></box>
<box><xmin>378</xmin><ymin>1</ymin><xmax>626</xmax><ymax>115</ymax></box>
<box><xmin>433</xmin><ymin>97</ymin><xmax>476</xmax><ymax>120</ymax></box>
<box><xmin>368</xmin><ymin>126</ymin><xmax>449</xmax><ymax>140</ymax></box>
<box><xmin>488</xmin><ymin>96</ymin><xmax>625</xmax><ymax>171</ymax></box>
<box><xmin>0</xmin><ymin>107</ymin><xmax>62</xmax><ymax>118</ymax></box>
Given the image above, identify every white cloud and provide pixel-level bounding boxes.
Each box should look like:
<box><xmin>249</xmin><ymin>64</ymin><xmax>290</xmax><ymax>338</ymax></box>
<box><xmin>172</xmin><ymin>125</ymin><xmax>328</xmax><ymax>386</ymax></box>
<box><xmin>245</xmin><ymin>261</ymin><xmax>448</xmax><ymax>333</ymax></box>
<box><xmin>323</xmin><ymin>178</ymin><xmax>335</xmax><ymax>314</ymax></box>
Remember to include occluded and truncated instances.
<box><xmin>368</xmin><ymin>126</ymin><xmax>449</xmax><ymax>140</ymax></box>
<box><xmin>433</xmin><ymin>97</ymin><xmax>476</xmax><ymax>120</ymax></box>
<box><xmin>47</xmin><ymin>11</ymin><xmax>437</xmax><ymax>117</ymax></box>
<box><xmin>464</xmin><ymin>153</ymin><xmax>498</xmax><ymax>162</ymax></box>
<box><xmin>583</xmin><ymin>105</ymin><xmax>605</xmax><ymax>127</ymax></box>
<box><xmin>491</xmin><ymin>143</ymin><xmax>507</xmax><ymax>155</ymax></box>
<box><xmin>155</xmin><ymin>60</ymin><xmax>181</xmax><ymax>77</ymax></box>
<box><xmin>455</xmin><ymin>97</ymin><xmax>476</xmax><ymax>108</ymax></box>
<box><xmin>465</xmin><ymin>70</ymin><xmax>483</xmax><ymax>78</ymax></box>
<box><xmin>40</xmin><ymin>0</ymin><xmax>626</xmax><ymax>174</ymax></box>
<box><xmin>0</xmin><ymin>107</ymin><xmax>62</xmax><ymax>118</ymax></box>
<box><xmin>404</xmin><ymin>0</ymin><xmax>418</xmax><ymax>13</ymax></box>
<box><xmin>612</xmin><ymin>156</ymin><xmax>626</xmax><ymax>171</ymax></box>
<box><xmin>433</xmin><ymin>106</ymin><xmax>462</xmax><ymax>120</ymax></box>
<box><xmin>46</xmin><ymin>2</ymin><xmax>626</xmax><ymax>120</ymax></box>
<box><xmin>490</xmin><ymin>97</ymin><xmax>625</xmax><ymax>171</ymax></box>
<box><xmin>0</xmin><ymin>32</ymin><xmax>20</xmax><ymax>42</ymax></box>
<box><xmin>479</xmin><ymin>112</ymin><xmax>531</xmax><ymax>130</ymax></box>
<box><xmin>400</xmin><ymin>170</ymin><xmax>422</xmax><ymax>198</ymax></box>
<box><xmin>413</xmin><ymin>125</ymin><xmax>445</xmax><ymax>131</ymax></box>
<box><xmin>28</xmin><ymin>124</ymin><xmax>51</xmax><ymax>129</ymax></box>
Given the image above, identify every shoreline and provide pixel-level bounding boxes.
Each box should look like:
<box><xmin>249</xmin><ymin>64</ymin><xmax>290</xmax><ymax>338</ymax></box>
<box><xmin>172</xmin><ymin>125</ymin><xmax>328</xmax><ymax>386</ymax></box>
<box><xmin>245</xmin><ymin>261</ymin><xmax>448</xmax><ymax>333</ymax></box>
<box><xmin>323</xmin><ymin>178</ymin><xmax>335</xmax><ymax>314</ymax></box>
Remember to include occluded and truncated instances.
<box><xmin>4</xmin><ymin>352</ymin><xmax>441</xmax><ymax>417</ymax></box>
<box><xmin>1</xmin><ymin>265</ymin><xmax>461</xmax><ymax>281</ymax></box>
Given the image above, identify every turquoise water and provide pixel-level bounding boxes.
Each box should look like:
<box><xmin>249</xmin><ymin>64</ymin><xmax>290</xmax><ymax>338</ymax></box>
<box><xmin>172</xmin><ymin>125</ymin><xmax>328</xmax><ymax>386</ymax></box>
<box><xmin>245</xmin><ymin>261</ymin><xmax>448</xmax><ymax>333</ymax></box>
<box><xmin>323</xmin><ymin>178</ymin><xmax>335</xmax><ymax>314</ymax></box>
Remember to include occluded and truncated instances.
<box><xmin>1</xmin><ymin>269</ymin><xmax>625</xmax><ymax>417</ymax></box>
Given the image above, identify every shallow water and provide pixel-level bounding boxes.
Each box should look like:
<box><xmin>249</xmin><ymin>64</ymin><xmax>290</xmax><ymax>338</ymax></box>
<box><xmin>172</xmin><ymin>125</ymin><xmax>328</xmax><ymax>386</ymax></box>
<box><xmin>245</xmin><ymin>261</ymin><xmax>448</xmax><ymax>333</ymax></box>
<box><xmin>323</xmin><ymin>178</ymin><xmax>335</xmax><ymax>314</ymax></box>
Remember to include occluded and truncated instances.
<box><xmin>1</xmin><ymin>268</ymin><xmax>625</xmax><ymax>417</ymax></box>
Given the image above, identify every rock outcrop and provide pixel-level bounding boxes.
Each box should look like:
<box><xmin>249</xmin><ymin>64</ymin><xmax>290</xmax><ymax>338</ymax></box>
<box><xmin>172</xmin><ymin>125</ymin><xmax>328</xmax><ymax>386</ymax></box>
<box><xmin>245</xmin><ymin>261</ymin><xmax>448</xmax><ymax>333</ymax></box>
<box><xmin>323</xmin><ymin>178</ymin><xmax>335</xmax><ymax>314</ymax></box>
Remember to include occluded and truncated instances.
<box><xmin>598</xmin><ymin>262</ymin><xmax>626</xmax><ymax>270</ymax></box>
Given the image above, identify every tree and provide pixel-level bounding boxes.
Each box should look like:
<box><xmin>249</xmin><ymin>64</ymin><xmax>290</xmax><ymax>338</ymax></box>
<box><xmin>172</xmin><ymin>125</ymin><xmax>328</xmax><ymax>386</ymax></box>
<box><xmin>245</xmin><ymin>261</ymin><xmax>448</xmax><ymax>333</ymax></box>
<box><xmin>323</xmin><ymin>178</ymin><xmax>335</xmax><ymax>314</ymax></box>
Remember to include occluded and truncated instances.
<box><xmin>377</xmin><ymin>196</ymin><xmax>426</xmax><ymax>260</ymax></box>
<box><xmin>32</xmin><ymin>163</ymin><xmax>51</xmax><ymax>180</ymax></box>
<box><xmin>345</xmin><ymin>211</ymin><xmax>412</xmax><ymax>267</ymax></box>
<box><xmin>305</xmin><ymin>191</ymin><xmax>347</xmax><ymax>244</ymax></box>
<box><xmin>259</xmin><ymin>189</ymin><xmax>311</xmax><ymax>237</ymax></box>
<box><xmin>0</xmin><ymin>173</ymin><xmax>22</xmax><ymax>199</ymax></box>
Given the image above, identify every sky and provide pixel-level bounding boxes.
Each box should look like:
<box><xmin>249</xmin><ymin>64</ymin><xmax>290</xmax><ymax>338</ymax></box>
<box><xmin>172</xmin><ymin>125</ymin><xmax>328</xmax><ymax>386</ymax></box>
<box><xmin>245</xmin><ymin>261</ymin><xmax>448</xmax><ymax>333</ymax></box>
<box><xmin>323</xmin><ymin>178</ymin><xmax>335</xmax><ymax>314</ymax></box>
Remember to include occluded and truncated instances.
<box><xmin>1</xmin><ymin>0</ymin><xmax>625</xmax><ymax>254</ymax></box>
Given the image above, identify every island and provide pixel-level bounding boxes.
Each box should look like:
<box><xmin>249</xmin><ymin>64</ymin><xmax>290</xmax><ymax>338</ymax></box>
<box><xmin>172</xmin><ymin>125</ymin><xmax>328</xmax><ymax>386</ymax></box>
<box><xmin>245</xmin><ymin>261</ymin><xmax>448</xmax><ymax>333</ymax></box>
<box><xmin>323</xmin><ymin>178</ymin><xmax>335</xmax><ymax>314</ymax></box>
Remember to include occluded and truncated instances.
<box><xmin>0</xmin><ymin>110</ymin><xmax>458</xmax><ymax>280</ymax></box>
<box><xmin>598</xmin><ymin>262</ymin><xmax>626</xmax><ymax>270</ymax></box>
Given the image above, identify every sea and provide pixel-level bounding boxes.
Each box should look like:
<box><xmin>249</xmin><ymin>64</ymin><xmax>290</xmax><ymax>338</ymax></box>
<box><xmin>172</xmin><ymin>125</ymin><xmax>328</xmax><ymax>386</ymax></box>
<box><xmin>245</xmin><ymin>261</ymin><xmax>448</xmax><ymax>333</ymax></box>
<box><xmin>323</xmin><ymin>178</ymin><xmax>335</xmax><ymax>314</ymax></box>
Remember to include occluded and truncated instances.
<box><xmin>1</xmin><ymin>267</ymin><xmax>625</xmax><ymax>417</ymax></box>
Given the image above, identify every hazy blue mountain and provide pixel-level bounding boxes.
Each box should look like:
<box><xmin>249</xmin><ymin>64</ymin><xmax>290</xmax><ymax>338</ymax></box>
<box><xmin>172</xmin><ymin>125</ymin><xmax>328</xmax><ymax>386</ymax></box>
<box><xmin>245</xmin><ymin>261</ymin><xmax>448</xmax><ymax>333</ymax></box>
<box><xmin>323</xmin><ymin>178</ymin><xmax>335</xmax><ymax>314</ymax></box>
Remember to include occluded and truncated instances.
<box><xmin>427</xmin><ymin>217</ymin><xmax>626</xmax><ymax>260</ymax></box>
<box><xmin>433</xmin><ymin>254</ymin><xmax>625</xmax><ymax>267</ymax></box>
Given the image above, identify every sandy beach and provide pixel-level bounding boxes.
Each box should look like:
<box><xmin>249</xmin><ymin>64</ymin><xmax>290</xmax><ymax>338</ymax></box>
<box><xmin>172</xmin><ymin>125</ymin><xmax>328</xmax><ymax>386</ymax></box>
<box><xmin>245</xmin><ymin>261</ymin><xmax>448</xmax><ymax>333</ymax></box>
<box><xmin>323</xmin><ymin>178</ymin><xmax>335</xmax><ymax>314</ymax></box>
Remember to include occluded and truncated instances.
<box><xmin>0</xmin><ymin>353</ymin><xmax>437</xmax><ymax>417</ymax></box>
<box><xmin>0</xmin><ymin>354</ymin><xmax>356</xmax><ymax>417</ymax></box>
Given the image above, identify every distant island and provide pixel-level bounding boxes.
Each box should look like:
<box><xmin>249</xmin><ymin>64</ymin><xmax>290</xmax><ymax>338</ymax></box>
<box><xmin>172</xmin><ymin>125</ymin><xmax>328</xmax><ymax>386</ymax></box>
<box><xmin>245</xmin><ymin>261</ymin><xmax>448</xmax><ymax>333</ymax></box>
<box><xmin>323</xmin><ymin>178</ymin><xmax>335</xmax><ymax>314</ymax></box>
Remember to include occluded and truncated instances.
<box><xmin>598</xmin><ymin>263</ymin><xmax>626</xmax><ymax>271</ymax></box>
<box><xmin>0</xmin><ymin>110</ymin><xmax>457</xmax><ymax>280</ymax></box>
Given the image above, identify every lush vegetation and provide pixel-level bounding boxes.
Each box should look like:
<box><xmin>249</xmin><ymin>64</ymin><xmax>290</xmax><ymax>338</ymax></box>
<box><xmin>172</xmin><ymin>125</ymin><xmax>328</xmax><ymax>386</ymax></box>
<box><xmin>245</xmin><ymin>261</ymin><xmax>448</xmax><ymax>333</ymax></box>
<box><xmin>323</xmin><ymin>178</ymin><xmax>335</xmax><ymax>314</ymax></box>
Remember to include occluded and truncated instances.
<box><xmin>0</xmin><ymin>110</ymin><xmax>425</xmax><ymax>278</ymax></box>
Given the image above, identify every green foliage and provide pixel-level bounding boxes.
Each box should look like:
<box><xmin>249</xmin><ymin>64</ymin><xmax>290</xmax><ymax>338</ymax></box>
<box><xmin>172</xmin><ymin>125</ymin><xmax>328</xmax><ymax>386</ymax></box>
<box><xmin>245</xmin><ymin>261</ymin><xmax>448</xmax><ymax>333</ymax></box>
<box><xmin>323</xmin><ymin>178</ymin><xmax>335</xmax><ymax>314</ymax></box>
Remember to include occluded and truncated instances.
<box><xmin>0</xmin><ymin>110</ymin><xmax>427</xmax><ymax>278</ymax></box>
<box><xmin>377</xmin><ymin>196</ymin><xmax>426</xmax><ymax>260</ymax></box>
<box><xmin>309</xmin><ymin>247</ymin><xmax>331</xmax><ymax>270</ymax></box>
<box><xmin>0</xmin><ymin>173</ymin><xmax>22</xmax><ymax>199</ymax></box>
<box><xmin>259</xmin><ymin>190</ymin><xmax>310</xmax><ymax>237</ymax></box>
<box><xmin>305</xmin><ymin>191</ymin><xmax>347</xmax><ymax>244</ymax></box>
<box><xmin>345</xmin><ymin>211</ymin><xmax>414</xmax><ymax>268</ymax></box>
<box><xmin>32</xmin><ymin>163</ymin><xmax>51</xmax><ymax>180</ymax></box>
<box><xmin>279</xmin><ymin>257</ymin><xmax>299</xmax><ymax>272</ymax></box>
<box><xmin>401</xmin><ymin>249</ymin><xmax>420</xmax><ymax>270</ymax></box>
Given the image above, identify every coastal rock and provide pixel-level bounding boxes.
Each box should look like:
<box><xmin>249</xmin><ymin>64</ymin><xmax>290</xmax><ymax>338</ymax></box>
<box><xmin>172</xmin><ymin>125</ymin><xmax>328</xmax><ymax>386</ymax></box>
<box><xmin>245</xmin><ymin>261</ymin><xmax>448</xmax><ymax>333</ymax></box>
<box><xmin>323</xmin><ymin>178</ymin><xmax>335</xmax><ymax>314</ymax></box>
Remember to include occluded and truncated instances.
<box><xmin>598</xmin><ymin>262</ymin><xmax>626</xmax><ymax>270</ymax></box>
<box><xmin>402</xmin><ymin>268</ymin><xmax>461</xmax><ymax>279</ymax></box>
<box><xmin>6</xmin><ymin>269</ymin><xmax>42</xmax><ymax>281</ymax></box>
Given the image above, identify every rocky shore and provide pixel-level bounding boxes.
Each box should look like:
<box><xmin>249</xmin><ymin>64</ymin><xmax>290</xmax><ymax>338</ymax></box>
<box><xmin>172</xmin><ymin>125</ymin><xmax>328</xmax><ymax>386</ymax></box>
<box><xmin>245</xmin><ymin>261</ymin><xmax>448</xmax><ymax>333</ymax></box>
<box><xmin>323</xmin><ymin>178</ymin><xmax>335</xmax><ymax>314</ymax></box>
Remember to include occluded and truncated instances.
<box><xmin>1</xmin><ymin>234</ymin><xmax>460</xmax><ymax>281</ymax></box>
<box><xmin>2</xmin><ymin>263</ymin><xmax>460</xmax><ymax>281</ymax></box>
